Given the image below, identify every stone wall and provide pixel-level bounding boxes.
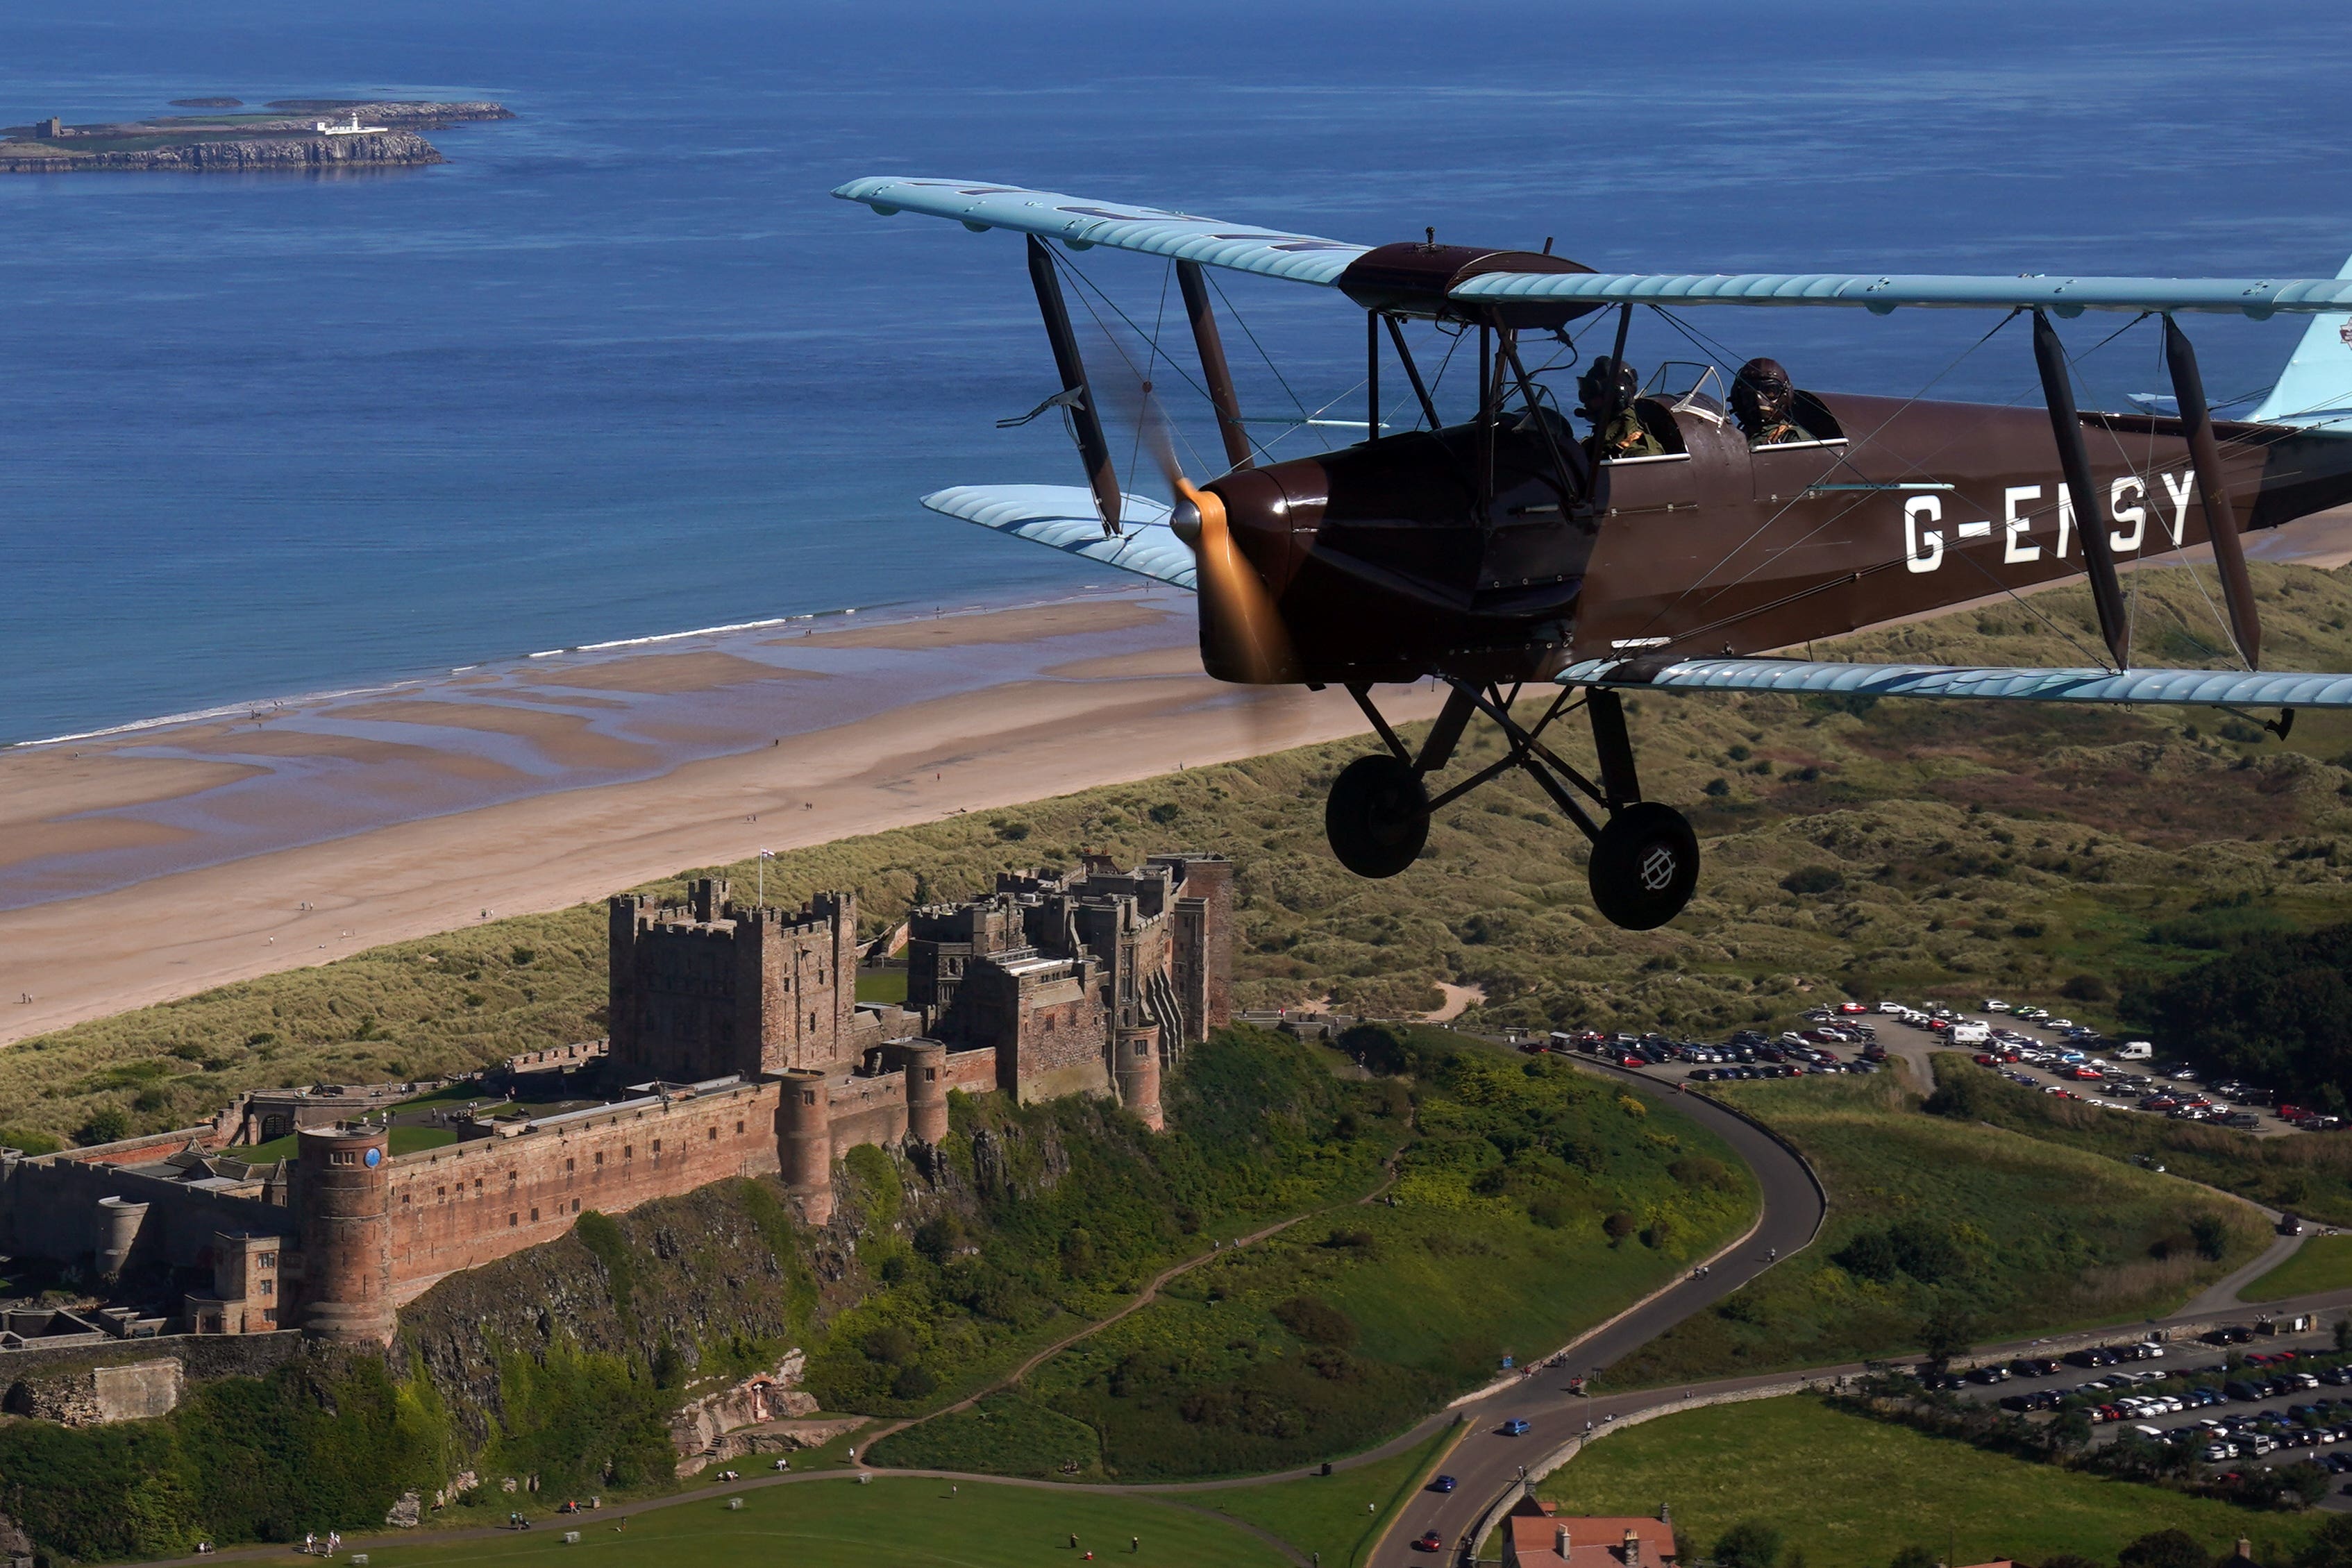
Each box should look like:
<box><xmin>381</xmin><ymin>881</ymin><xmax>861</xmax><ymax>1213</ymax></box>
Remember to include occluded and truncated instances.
<box><xmin>0</xmin><ymin>1152</ymin><xmax>290</xmax><ymax>1277</ymax></box>
<box><xmin>385</xmin><ymin>1079</ymin><xmax>781</xmax><ymax>1303</ymax></box>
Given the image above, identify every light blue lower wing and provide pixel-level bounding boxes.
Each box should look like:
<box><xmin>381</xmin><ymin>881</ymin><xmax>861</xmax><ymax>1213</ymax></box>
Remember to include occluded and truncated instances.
<box><xmin>1559</xmin><ymin>657</ymin><xmax>2352</xmax><ymax>707</ymax></box>
<box><xmin>923</xmin><ymin>484</ymin><xmax>1196</xmax><ymax>591</ymax></box>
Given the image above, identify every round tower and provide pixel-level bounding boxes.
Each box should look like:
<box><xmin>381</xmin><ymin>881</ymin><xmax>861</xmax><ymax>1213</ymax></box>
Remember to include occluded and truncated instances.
<box><xmin>294</xmin><ymin>1124</ymin><xmax>393</xmax><ymax>1343</ymax></box>
<box><xmin>902</xmin><ymin>1043</ymin><xmax>950</xmax><ymax>1145</ymax></box>
<box><xmin>1114</xmin><ymin>1025</ymin><xmax>1164</xmax><ymax>1132</ymax></box>
<box><xmin>774</xmin><ymin>1071</ymin><xmax>834</xmax><ymax>1225</ymax></box>
<box><xmin>93</xmin><ymin>1195</ymin><xmax>149</xmax><ymax>1279</ymax></box>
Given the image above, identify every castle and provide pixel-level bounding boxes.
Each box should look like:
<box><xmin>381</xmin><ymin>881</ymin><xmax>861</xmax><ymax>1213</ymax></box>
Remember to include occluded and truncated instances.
<box><xmin>0</xmin><ymin>854</ymin><xmax>1232</xmax><ymax>1348</ymax></box>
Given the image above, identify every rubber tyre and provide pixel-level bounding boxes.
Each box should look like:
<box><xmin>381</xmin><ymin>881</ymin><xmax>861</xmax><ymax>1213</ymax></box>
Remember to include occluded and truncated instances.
<box><xmin>1324</xmin><ymin>754</ymin><xmax>1429</xmax><ymax>879</ymax></box>
<box><xmin>1588</xmin><ymin>802</ymin><xmax>1701</xmax><ymax>930</ymax></box>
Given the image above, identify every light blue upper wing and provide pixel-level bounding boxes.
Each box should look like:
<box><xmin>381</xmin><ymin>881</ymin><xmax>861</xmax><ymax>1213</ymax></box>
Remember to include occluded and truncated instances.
<box><xmin>1558</xmin><ymin>657</ymin><xmax>2352</xmax><ymax>707</ymax></box>
<box><xmin>832</xmin><ymin>178</ymin><xmax>1367</xmax><ymax>287</ymax></box>
<box><xmin>923</xmin><ymin>484</ymin><xmax>1195</xmax><ymax>591</ymax></box>
<box><xmin>1450</xmin><ymin>270</ymin><xmax>2352</xmax><ymax>319</ymax></box>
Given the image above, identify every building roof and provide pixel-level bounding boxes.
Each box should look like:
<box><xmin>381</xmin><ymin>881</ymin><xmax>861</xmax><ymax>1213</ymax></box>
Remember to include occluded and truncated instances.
<box><xmin>1507</xmin><ymin>1514</ymin><xmax>1677</xmax><ymax>1567</ymax></box>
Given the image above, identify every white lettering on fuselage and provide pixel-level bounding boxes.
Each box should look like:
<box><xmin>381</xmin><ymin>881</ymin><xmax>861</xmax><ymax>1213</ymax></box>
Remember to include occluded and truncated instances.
<box><xmin>1899</xmin><ymin>469</ymin><xmax>2199</xmax><ymax>575</ymax></box>
<box><xmin>1904</xmin><ymin>494</ymin><xmax>1944</xmax><ymax>573</ymax></box>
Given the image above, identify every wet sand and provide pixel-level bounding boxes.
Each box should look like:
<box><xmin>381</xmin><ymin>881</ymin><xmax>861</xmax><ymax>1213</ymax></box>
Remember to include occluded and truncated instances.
<box><xmin>0</xmin><ymin>590</ymin><xmax>1443</xmax><ymax>1045</ymax></box>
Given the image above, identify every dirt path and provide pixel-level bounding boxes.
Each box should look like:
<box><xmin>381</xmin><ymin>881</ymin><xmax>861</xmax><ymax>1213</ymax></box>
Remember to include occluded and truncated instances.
<box><xmin>858</xmin><ymin>1161</ymin><xmax>1404</xmax><ymax>1457</ymax></box>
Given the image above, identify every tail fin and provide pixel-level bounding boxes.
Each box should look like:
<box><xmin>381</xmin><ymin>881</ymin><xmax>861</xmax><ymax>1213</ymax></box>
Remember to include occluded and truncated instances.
<box><xmin>2250</xmin><ymin>251</ymin><xmax>2352</xmax><ymax>425</ymax></box>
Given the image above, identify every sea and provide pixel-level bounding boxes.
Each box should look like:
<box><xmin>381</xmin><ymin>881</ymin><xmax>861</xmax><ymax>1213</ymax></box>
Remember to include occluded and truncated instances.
<box><xmin>5</xmin><ymin>0</ymin><xmax>2351</xmax><ymax>746</ymax></box>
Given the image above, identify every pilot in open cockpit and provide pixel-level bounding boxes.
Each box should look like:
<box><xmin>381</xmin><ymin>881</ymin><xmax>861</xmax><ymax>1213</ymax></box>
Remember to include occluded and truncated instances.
<box><xmin>1731</xmin><ymin>357</ymin><xmax>1814</xmax><ymax>446</ymax></box>
<box><xmin>1577</xmin><ymin>357</ymin><xmax>1663</xmax><ymax>459</ymax></box>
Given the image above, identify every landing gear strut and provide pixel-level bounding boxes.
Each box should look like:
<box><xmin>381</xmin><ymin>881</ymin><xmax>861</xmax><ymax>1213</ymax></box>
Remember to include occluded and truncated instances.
<box><xmin>1328</xmin><ymin>680</ymin><xmax>1700</xmax><ymax>930</ymax></box>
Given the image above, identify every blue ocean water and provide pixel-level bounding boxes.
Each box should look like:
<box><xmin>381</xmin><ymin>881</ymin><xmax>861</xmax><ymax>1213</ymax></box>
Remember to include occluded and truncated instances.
<box><xmin>4</xmin><ymin>0</ymin><xmax>2349</xmax><ymax>744</ymax></box>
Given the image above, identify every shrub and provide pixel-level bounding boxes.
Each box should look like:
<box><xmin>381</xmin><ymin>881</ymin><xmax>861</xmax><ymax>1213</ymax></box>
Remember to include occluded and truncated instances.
<box><xmin>891</xmin><ymin>1365</ymin><xmax>939</xmax><ymax>1401</ymax></box>
<box><xmin>75</xmin><ymin>1106</ymin><xmax>130</xmax><ymax>1146</ymax></box>
<box><xmin>1272</xmin><ymin>1295</ymin><xmax>1359</xmax><ymax>1349</ymax></box>
<box><xmin>2117</xmin><ymin>1530</ymin><xmax>2206</xmax><ymax>1568</ymax></box>
<box><xmin>1602</xmin><ymin>1211</ymin><xmax>1638</xmax><ymax>1242</ymax></box>
<box><xmin>864</xmin><ymin>1324</ymin><xmax>918</xmax><ymax>1365</ymax></box>
<box><xmin>1713</xmin><ymin>1520</ymin><xmax>1784</xmax><ymax>1568</ymax></box>
<box><xmin>2060</xmin><ymin>974</ymin><xmax>2112</xmax><ymax>1003</ymax></box>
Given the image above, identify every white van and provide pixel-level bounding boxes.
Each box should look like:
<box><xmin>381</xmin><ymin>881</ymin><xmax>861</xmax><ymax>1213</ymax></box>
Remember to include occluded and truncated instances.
<box><xmin>2116</xmin><ymin>1041</ymin><xmax>2153</xmax><ymax>1060</ymax></box>
<box><xmin>1948</xmin><ymin>1021</ymin><xmax>1991</xmax><ymax>1045</ymax></box>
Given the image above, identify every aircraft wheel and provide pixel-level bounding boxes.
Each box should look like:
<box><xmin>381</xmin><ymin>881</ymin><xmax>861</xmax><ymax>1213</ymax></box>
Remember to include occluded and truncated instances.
<box><xmin>1325</xmin><ymin>755</ymin><xmax>1429</xmax><ymax>878</ymax></box>
<box><xmin>1588</xmin><ymin>802</ymin><xmax>1700</xmax><ymax>930</ymax></box>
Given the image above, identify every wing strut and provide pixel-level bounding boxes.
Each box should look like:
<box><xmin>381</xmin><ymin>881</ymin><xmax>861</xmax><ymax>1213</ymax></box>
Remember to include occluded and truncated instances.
<box><xmin>1025</xmin><ymin>236</ymin><xmax>1123</xmax><ymax>536</ymax></box>
<box><xmin>2162</xmin><ymin>315</ymin><xmax>2262</xmax><ymax>668</ymax></box>
<box><xmin>2031</xmin><ymin>309</ymin><xmax>2130</xmax><ymax>667</ymax></box>
<box><xmin>1175</xmin><ymin>261</ymin><xmax>1253</xmax><ymax>473</ymax></box>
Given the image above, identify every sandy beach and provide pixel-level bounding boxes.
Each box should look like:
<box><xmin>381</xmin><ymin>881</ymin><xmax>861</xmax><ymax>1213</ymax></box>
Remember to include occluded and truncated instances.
<box><xmin>0</xmin><ymin>591</ymin><xmax>1441</xmax><ymax>1047</ymax></box>
<box><xmin>3</xmin><ymin>509</ymin><xmax>2344</xmax><ymax>1052</ymax></box>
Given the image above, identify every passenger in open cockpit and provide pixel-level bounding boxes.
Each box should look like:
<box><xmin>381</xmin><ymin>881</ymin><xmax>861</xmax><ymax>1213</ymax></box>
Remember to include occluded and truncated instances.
<box><xmin>1577</xmin><ymin>357</ymin><xmax>1662</xmax><ymax>459</ymax></box>
<box><xmin>1731</xmin><ymin>357</ymin><xmax>1813</xmax><ymax>446</ymax></box>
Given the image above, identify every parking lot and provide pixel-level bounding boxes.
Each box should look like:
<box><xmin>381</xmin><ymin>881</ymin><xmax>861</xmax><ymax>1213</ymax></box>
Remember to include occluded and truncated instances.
<box><xmin>1932</xmin><ymin>1319</ymin><xmax>2352</xmax><ymax>1501</ymax></box>
<box><xmin>1543</xmin><ymin>996</ymin><xmax>2333</xmax><ymax>1140</ymax></box>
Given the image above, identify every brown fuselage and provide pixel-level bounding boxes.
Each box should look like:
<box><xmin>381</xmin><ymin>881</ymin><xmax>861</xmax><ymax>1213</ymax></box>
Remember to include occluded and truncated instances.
<box><xmin>1200</xmin><ymin>391</ymin><xmax>2352</xmax><ymax>686</ymax></box>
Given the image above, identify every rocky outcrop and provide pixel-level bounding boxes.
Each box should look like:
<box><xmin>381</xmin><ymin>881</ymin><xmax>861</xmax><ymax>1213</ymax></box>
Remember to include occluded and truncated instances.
<box><xmin>1</xmin><ymin>1356</ymin><xmax>183</xmax><ymax>1425</ymax></box>
<box><xmin>0</xmin><ymin>131</ymin><xmax>443</xmax><ymax>174</ymax></box>
<box><xmin>383</xmin><ymin>1492</ymin><xmax>422</xmax><ymax>1529</ymax></box>
<box><xmin>666</xmin><ymin>1351</ymin><xmax>819</xmax><ymax>1466</ymax></box>
<box><xmin>260</xmin><ymin>101</ymin><xmax>513</xmax><ymax>126</ymax></box>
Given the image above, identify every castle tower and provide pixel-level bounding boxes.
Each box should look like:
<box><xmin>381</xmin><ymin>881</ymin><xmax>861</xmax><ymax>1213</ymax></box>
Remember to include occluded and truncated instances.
<box><xmin>775</xmin><ymin>1071</ymin><xmax>833</xmax><ymax>1225</ymax></box>
<box><xmin>902</xmin><ymin>1042</ymin><xmax>949</xmax><ymax>1144</ymax></box>
<box><xmin>293</xmin><ymin>1124</ymin><xmax>392</xmax><ymax>1343</ymax></box>
<box><xmin>93</xmin><ymin>1196</ymin><xmax>149</xmax><ymax>1279</ymax></box>
<box><xmin>1114</xmin><ymin>1024</ymin><xmax>1164</xmax><ymax>1131</ymax></box>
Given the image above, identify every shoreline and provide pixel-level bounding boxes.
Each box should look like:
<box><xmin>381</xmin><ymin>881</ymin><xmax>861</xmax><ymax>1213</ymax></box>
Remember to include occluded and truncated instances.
<box><xmin>0</xmin><ymin>593</ymin><xmax>1443</xmax><ymax>1047</ymax></box>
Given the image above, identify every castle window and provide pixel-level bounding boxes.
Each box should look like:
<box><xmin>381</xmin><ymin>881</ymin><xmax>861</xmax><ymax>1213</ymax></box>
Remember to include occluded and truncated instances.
<box><xmin>508</xmin><ymin>1170</ymin><xmax>518</xmax><ymax>1183</ymax></box>
<box><xmin>653</xmin><ymin>1138</ymin><xmax>662</xmax><ymax>1155</ymax></box>
<box><xmin>258</xmin><ymin>1279</ymin><xmax>274</xmax><ymax>1297</ymax></box>
<box><xmin>261</xmin><ymin>1308</ymin><xmax>276</xmax><ymax>1326</ymax></box>
<box><xmin>594</xmin><ymin>1151</ymin><xmax>605</xmax><ymax>1165</ymax></box>
<box><xmin>510</xmin><ymin>1213</ymin><xmax>518</xmax><ymax>1227</ymax></box>
<box><xmin>402</xmin><ymin>1191</ymin><xmax>411</xmax><ymax>1204</ymax></box>
<box><xmin>566</xmin><ymin>1158</ymin><xmax>575</xmax><ymax>1174</ymax></box>
<box><xmin>708</xmin><ymin>1127</ymin><xmax>717</xmax><ymax>1142</ymax></box>
<box><xmin>624</xmin><ymin>1145</ymin><xmax>634</xmax><ymax>1161</ymax></box>
<box><xmin>735</xmin><ymin>1119</ymin><xmax>745</xmax><ymax>1135</ymax></box>
<box><xmin>437</xmin><ymin>1187</ymin><xmax>446</xmax><ymax>1201</ymax></box>
<box><xmin>809</xmin><ymin>1012</ymin><xmax>817</xmax><ymax>1031</ymax></box>
<box><xmin>530</xmin><ymin>1207</ymin><xmax>540</xmax><ymax>1222</ymax></box>
<box><xmin>260</xmin><ymin>1252</ymin><xmax>276</xmax><ymax>1269</ymax></box>
<box><xmin>571</xmin><ymin>1198</ymin><xmax>581</xmax><ymax>1213</ymax></box>
<box><xmin>474</xmin><ymin>1177</ymin><xmax>484</xmax><ymax>1192</ymax></box>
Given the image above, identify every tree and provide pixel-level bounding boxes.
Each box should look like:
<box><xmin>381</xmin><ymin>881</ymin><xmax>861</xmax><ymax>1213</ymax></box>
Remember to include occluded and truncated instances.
<box><xmin>2119</xmin><ymin>1530</ymin><xmax>2206</xmax><ymax>1568</ymax></box>
<box><xmin>2038</xmin><ymin>1556</ymin><xmax>2108</xmax><ymax>1568</ymax></box>
<box><xmin>1888</xmin><ymin>1549</ymin><xmax>1937</xmax><ymax>1568</ymax></box>
<box><xmin>1713</xmin><ymin>1521</ymin><xmax>1784</xmax><ymax>1568</ymax></box>
<box><xmin>1920</xmin><ymin>1301</ymin><xmax>1978</xmax><ymax>1364</ymax></box>
<box><xmin>2123</xmin><ymin>923</ymin><xmax>2352</xmax><ymax>1100</ymax></box>
<box><xmin>76</xmin><ymin>1106</ymin><xmax>131</xmax><ymax>1147</ymax></box>
<box><xmin>2295</xmin><ymin>1510</ymin><xmax>2352</xmax><ymax>1568</ymax></box>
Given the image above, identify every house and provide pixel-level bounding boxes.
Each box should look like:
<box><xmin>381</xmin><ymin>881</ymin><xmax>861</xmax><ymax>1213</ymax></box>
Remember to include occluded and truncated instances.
<box><xmin>1502</xmin><ymin>1497</ymin><xmax>1677</xmax><ymax>1568</ymax></box>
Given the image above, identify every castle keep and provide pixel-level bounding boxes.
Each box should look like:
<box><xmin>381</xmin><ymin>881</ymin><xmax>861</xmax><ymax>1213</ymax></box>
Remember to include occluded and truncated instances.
<box><xmin>0</xmin><ymin>854</ymin><xmax>1232</xmax><ymax>1347</ymax></box>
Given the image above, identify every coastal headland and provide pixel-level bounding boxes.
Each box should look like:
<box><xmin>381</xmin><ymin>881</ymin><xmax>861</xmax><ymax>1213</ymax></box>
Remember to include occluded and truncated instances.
<box><xmin>0</xmin><ymin>99</ymin><xmax>511</xmax><ymax>173</ymax></box>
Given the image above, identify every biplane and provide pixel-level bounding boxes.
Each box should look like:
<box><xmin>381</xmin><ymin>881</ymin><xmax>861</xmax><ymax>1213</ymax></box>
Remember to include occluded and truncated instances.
<box><xmin>835</xmin><ymin>176</ymin><xmax>2352</xmax><ymax>929</ymax></box>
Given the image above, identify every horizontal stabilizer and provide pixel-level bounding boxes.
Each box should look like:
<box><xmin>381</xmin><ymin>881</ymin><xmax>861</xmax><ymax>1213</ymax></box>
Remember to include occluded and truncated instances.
<box><xmin>923</xmin><ymin>484</ymin><xmax>1195</xmax><ymax>591</ymax></box>
<box><xmin>1557</xmin><ymin>657</ymin><xmax>2352</xmax><ymax>708</ymax></box>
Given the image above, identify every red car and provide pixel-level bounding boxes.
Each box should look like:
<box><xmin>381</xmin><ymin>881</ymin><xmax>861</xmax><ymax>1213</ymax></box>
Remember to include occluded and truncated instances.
<box><xmin>2066</xmin><ymin>1065</ymin><xmax>2103</xmax><ymax>1081</ymax></box>
<box><xmin>1618</xmin><ymin>1053</ymin><xmax>1647</xmax><ymax>1068</ymax></box>
<box><xmin>1838</xmin><ymin>1002</ymin><xmax>1869</xmax><ymax>1014</ymax></box>
<box><xmin>1414</xmin><ymin>1533</ymin><xmax>1445</xmax><ymax>1553</ymax></box>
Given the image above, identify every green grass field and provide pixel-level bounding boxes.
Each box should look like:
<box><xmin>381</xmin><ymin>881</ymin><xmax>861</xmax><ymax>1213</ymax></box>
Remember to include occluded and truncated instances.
<box><xmin>229</xmin><ymin>1476</ymin><xmax>1288</xmax><ymax>1568</ymax></box>
<box><xmin>1926</xmin><ymin>1054</ymin><xmax>2352</xmax><ymax>1227</ymax></box>
<box><xmin>1602</xmin><ymin>1073</ymin><xmax>2269</xmax><ymax>1388</ymax></box>
<box><xmin>1196</xmin><ymin>1420</ymin><xmax>1463</xmax><ymax>1568</ymax></box>
<box><xmin>879</xmin><ymin>1042</ymin><xmax>1758</xmax><ymax>1480</ymax></box>
<box><xmin>2242</xmin><ymin>1234</ymin><xmax>2352</xmax><ymax>1302</ymax></box>
<box><xmin>1543</xmin><ymin>1394</ymin><xmax>2317</xmax><ymax>1568</ymax></box>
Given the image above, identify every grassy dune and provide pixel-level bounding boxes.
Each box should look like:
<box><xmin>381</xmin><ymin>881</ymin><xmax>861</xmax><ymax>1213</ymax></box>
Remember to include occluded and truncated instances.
<box><xmin>1543</xmin><ymin>1394</ymin><xmax>2317</xmax><ymax>1568</ymax></box>
<box><xmin>6</xmin><ymin>563</ymin><xmax>2352</xmax><ymax>1149</ymax></box>
<box><xmin>1599</xmin><ymin>1072</ymin><xmax>2271</xmax><ymax>1388</ymax></box>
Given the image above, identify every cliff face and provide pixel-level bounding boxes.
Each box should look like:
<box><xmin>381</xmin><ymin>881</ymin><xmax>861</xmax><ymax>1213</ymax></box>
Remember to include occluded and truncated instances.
<box><xmin>259</xmin><ymin>100</ymin><xmax>514</xmax><ymax>127</ymax></box>
<box><xmin>0</xmin><ymin>130</ymin><xmax>443</xmax><ymax>174</ymax></box>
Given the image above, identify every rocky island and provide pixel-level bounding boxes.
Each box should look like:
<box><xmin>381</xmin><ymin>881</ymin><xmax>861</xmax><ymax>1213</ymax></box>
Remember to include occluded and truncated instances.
<box><xmin>0</xmin><ymin>99</ymin><xmax>512</xmax><ymax>174</ymax></box>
